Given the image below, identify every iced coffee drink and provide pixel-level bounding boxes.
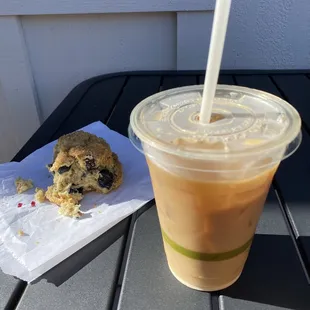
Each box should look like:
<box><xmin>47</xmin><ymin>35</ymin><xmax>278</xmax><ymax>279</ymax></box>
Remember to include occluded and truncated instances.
<box><xmin>129</xmin><ymin>85</ymin><xmax>301</xmax><ymax>291</ymax></box>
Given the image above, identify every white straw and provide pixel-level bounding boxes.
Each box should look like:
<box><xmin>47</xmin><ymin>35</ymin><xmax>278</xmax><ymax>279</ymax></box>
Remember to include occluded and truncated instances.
<box><xmin>200</xmin><ymin>0</ymin><xmax>232</xmax><ymax>124</ymax></box>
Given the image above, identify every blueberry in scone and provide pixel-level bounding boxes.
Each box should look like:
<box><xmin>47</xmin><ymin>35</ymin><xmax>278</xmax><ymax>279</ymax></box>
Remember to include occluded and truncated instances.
<box><xmin>46</xmin><ymin>131</ymin><xmax>123</xmax><ymax>217</ymax></box>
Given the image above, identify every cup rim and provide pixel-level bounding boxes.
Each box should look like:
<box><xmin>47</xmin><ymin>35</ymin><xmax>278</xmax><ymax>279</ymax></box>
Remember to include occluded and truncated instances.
<box><xmin>129</xmin><ymin>84</ymin><xmax>302</xmax><ymax>160</ymax></box>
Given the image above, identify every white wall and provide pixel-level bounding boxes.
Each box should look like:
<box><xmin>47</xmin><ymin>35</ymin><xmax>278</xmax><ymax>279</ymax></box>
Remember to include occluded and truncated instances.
<box><xmin>0</xmin><ymin>0</ymin><xmax>309</xmax><ymax>162</ymax></box>
<box><xmin>22</xmin><ymin>13</ymin><xmax>176</xmax><ymax>120</ymax></box>
<box><xmin>179</xmin><ymin>0</ymin><xmax>310</xmax><ymax>69</ymax></box>
<box><xmin>223</xmin><ymin>0</ymin><xmax>310</xmax><ymax>69</ymax></box>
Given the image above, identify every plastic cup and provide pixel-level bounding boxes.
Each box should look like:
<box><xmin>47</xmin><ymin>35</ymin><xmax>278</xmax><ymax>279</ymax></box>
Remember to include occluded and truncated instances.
<box><xmin>128</xmin><ymin>85</ymin><xmax>301</xmax><ymax>291</ymax></box>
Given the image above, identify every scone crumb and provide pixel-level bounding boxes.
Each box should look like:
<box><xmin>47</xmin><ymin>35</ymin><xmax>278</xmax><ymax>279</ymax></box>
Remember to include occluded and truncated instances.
<box><xmin>15</xmin><ymin>177</ymin><xmax>34</xmax><ymax>194</ymax></box>
<box><xmin>17</xmin><ymin>229</ymin><xmax>25</xmax><ymax>236</ymax></box>
<box><xmin>35</xmin><ymin>188</ymin><xmax>46</xmax><ymax>203</ymax></box>
<box><xmin>58</xmin><ymin>203</ymin><xmax>82</xmax><ymax>218</ymax></box>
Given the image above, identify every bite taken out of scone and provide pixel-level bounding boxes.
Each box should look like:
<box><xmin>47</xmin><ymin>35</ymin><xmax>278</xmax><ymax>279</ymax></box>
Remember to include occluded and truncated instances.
<box><xmin>46</xmin><ymin>131</ymin><xmax>123</xmax><ymax>217</ymax></box>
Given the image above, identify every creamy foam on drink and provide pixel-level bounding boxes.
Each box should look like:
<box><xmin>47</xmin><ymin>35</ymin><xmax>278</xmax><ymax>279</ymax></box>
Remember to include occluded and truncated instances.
<box><xmin>129</xmin><ymin>85</ymin><xmax>301</xmax><ymax>291</ymax></box>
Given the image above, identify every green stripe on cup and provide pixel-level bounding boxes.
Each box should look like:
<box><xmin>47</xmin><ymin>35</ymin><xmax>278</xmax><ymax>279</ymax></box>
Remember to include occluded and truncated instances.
<box><xmin>161</xmin><ymin>229</ymin><xmax>253</xmax><ymax>262</ymax></box>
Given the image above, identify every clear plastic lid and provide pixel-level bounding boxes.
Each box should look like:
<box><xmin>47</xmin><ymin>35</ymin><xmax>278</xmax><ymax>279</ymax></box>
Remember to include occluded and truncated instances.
<box><xmin>129</xmin><ymin>85</ymin><xmax>301</xmax><ymax>159</ymax></box>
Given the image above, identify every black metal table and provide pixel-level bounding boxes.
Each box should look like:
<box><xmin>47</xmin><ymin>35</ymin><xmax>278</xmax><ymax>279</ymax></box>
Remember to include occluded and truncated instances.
<box><xmin>3</xmin><ymin>71</ymin><xmax>310</xmax><ymax>310</ymax></box>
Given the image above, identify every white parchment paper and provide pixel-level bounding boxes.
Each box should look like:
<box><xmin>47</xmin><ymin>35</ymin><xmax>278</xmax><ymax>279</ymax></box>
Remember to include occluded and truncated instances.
<box><xmin>0</xmin><ymin>122</ymin><xmax>154</xmax><ymax>282</ymax></box>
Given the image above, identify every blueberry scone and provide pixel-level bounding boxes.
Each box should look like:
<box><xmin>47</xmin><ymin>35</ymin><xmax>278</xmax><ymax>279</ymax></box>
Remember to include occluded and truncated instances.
<box><xmin>46</xmin><ymin>131</ymin><xmax>123</xmax><ymax>217</ymax></box>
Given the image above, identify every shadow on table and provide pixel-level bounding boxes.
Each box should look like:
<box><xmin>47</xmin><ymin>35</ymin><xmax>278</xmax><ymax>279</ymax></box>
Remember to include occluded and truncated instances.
<box><xmin>221</xmin><ymin>234</ymin><xmax>310</xmax><ymax>310</ymax></box>
<box><xmin>300</xmin><ymin>236</ymin><xmax>310</xmax><ymax>273</ymax></box>
<box><xmin>32</xmin><ymin>217</ymin><xmax>130</xmax><ymax>286</ymax></box>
